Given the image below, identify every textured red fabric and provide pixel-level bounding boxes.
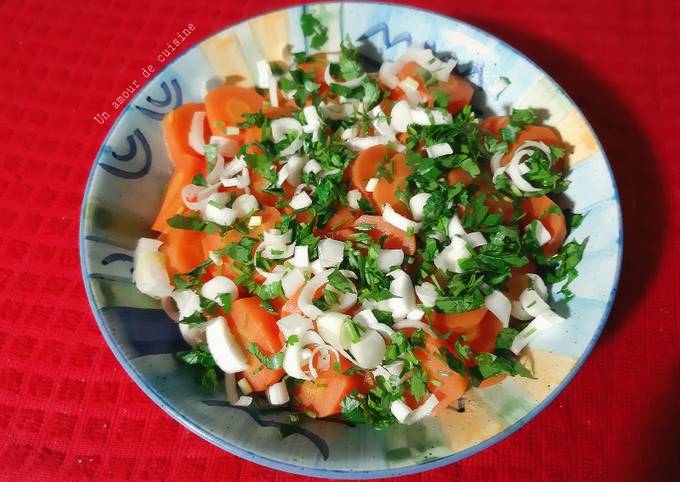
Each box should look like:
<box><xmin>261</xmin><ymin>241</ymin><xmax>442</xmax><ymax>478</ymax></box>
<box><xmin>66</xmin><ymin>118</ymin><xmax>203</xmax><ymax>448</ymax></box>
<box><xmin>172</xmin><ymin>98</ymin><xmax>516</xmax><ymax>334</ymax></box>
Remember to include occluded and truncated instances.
<box><xmin>0</xmin><ymin>0</ymin><xmax>678</xmax><ymax>481</ymax></box>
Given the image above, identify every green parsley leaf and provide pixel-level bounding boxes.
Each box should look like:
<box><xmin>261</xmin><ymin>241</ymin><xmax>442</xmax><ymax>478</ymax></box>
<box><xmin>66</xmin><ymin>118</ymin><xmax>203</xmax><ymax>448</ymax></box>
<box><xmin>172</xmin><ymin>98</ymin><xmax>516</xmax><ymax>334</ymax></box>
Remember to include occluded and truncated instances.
<box><xmin>300</xmin><ymin>12</ymin><xmax>329</xmax><ymax>50</ymax></box>
<box><xmin>247</xmin><ymin>342</ymin><xmax>284</xmax><ymax>369</ymax></box>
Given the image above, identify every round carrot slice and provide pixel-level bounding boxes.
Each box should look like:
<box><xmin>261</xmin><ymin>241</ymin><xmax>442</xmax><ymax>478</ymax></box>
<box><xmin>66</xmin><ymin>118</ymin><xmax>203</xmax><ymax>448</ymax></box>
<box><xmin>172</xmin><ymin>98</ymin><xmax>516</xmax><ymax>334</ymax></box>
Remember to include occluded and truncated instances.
<box><xmin>205</xmin><ymin>85</ymin><xmax>264</xmax><ymax>136</ymax></box>
<box><xmin>373</xmin><ymin>152</ymin><xmax>412</xmax><ymax>215</ymax></box>
<box><xmin>520</xmin><ymin>196</ymin><xmax>566</xmax><ymax>258</ymax></box>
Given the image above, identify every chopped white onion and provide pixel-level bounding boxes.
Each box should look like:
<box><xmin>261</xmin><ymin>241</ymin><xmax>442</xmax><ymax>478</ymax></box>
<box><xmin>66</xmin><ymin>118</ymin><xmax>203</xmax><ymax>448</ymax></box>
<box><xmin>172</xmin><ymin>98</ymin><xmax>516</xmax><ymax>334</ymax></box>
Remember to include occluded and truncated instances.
<box><xmin>233</xmin><ymin>396</ymin><xmax>253</xmax><ymax>407</ymax></box>
<box><xmin>283</xmin><ymin>331</ymin><xmax>311</xmax><ymax>380</ymax></box>
<box><xmin>398</xmin><ymin>77</ymin><xmax>422</xmax><ymax>106</ymax></box>
<box><xmin>434</xmin><ymin>236</ymin><xmax>470</xmax><ymax>273</ymax></box>
<box><xmin>490</xmin><ymin>151</ymin><xmax>504</xmax><ymax>175</ymax></box>
<box><xmin>224</xmin><ymin>126</ymin><xmax>240</xmax><ymax>136</ymax></box>
<box><xmin>316</xmin><ymin>312</ymin><xmax>352</xmax><ymax>353</ymax></box>
<box><xmin>394</xmin><ymin>46</ymin><xmax>456</xmax><ymax>82</ymax></box>
<box><xmin>188</xmin><ymin>111</ymin><xmax>206</xmax><ymax>155</ymax></box>
<box><xmin>378</xmin><ymin>61</ymin><xmax>399</xmax><ymax>89</ymax></box>
<box><xmin>248</xmin><ymin>216</ymin><xmax>262</xmax><ymax>228</ymax></box>
<box><xmin>506</xmin><ymin>149</ymin><xmax>541</xmax><ymax>192</ymax></box>
<box><xmin>318</xmin><ymin>238</ymin><xmax>345</xmax><ymax>267</ymax></box>
<box><xmin>237</xmin><ymin>378</ymin><xmax>253</xmax><ymax>395</ymax></box>
<box><xmin>510</xmin><ymin>311</ymin><xmax>563</xmax><ymax>355</ymax></box>
<box><xmin>425</xmin><ymin>143</ymin><xmax>453</xmax><ymax>158</ymax></box>
<box><xmin>409</xmin><ymin>192</ymin><xmax>431</xmax><ymax>221</ymax></box>
<box><xmin>406</xmin><ymin>393</ymin><xmax>439</xmax><ymax>424</ymax></box>
<box><xmin>205</xmin><ymin>193</ymin><xmax>236</xmax><ymax>226</ymax></box>
<box><xmin>283</xmin><ymin>155</ymin><xmax>307</xmax><ymax>187</ymax></box>
<box><xmin>365</xmin><ymin>177</ymin><xmax>379</xmax><ymax>193</ymax></box>
<box><xmin>390</xmin><ymin>399</ymin><xmax>412</xmax><ymax>423</ymax></box>
<box><xmin>256</xmin><ymin>59</ymin><xmax>271</xmax><ymax>88</ymax></box>
<box><xmin>464</xmin><ymin>231</ymin><xmax>487</xmax><ymax>248</ymax></box>
<box><xmin>415</xmin><ymin>282</ymin><xmax>437</xmax><ymax>308</ymax></box>
<box><xmin>221</xmin><ymin>156</ymin><xmax>247</xmax><ymax>179</ymax></box>
<box><xmin>200</xmin><ymin>276</ymin><xmax>239</xmax><ymax>306</ymax></box>
<box><xmin>271</xmin><ymin>118</ymin><xmax>303</xmax><ymax>156</ymax></box>
<box><xmin>519</xmin><ymin>289</ymin><xmax>551</xmax><ymax>317</ymax></box>
<box><xmin>263</xmin><ymin>228</ymin><xmax>293</xmax><ymax>246</ymax></box>
<box><xmin>205</xmin><ymin>316</ymin><xmax>249</xmax><ymax>373</ymax></box>
<box><xmin>303</xmin><ymin>105</ymin><xmax>322</xmax><ymax>130</ymax></box>
<box><xmin>370</xmin><ymin>105</ymin><xmax>395</xmax><ymax>138</ymax></box>
<box><xmin>292</xmin><ymin>246</ymin><xmax>309</xmax><ymax>268</ymax></box>
<box><xmin>181</xmin><ymin>183</ymin><xmax>220</xmax><ymax>212</ymax></box>
<box><xmin>266</xmin><ymin>381</ymin><xmax>290</xmax><ymax>405</ymax></box>
<box><xmin>231</xmin><ymin>194</ymin><xmax>259</xmax><ymax>218</ymax></box>
<box><xmin>377</xmin><ymin>249</ymin><xmax>405</xmax><ymax>273</ymax></box>
<box><xmin>511</xmin><ymin>300</ymin><xmax>533</xmax><ymax>321</ymax></box>
<box><xmin>289</xmin><ymin>191</ymin><xmax>313</xmax><ymax>210</ymax></box>
<box><xmin>526</xmin><ymin>274</ymin><xmax>548</xmax><ymax>300</ymax></box>
<box><xmin>178</xmin><ymin>321</ymin><xmax>205</xmax><ymax>348</ymax></box>
<box><xmin>353</xmin><ymin>309</ymin><xmax>394</xmax><ymax>338</ymax></box>
<box><xmin>447</xmin><ymin>215</ymin><xmax>466</xmax><ymax>237</ymax></box>
<box><xmin>410</xmin><ymin>108</ymin><xmax>452</xmax><ymax>126</ymax></box>
<box><xmin>297</xmin><ymin>270</ymin><xmax>331</xmax><ymax>319</ymax></box>
<box><xmin>407</xmin><ymin>308</ymin><xmax>425</xmax><ymax>321</ymax></box>
<box><xmin>347</xmin><ymin>189</ymin><xmax>362</xmax><ymax>210</ymax></box>
<box><xmin>281</xmin><ymin>268</ymin><xmax>306</xmax><ymax>297</ymax></box>
<box><xmin>532</xmin><ymin>220</ymin><xmax>552</xmax><ymax>247</ymax></box>
<box><xmin>382</xmin><ymin>205</ymin><xmax>422</xmax><ymax>233</ymax></box>
<box><xmin>349</xmin><ymin>329</ymin><xmax>386</xmax><ymax>370</ymax></box>
<box><xmin>484</xmin><ymin>290</ymin><xmax>511</xmax><ymax>327</ymax></box>
<box><xmin>172</xmin><ymin>290</ymin><xmax>201</xmax><ymax>321</ymax></box>
<box><xmin>209</xmin><ymin>135</ymin><xmax>240</xmax><ymax>158</ymax></box>
<box><xmin>390</xmin><ymin>100</ymin><xmax>412</xmax><ymax>132</ymax></box>
<box><xmin>277</xmin><ymin>314</ymin><xmax>313</xmax><ymax>338</ymax></box>
<box><xmin>346</xmin><ymin>135</ymin><xmax>391</xmax><ymax>152</ymax></box>
<box><xmin>133</xmin><ymin>238</ymin><xmax>173</xmax><ymax>299</ymax></box>
<box><xmin>392</xmin><ymin>319</ymin><xmax>436</xmax><ymax>336</ymax></box>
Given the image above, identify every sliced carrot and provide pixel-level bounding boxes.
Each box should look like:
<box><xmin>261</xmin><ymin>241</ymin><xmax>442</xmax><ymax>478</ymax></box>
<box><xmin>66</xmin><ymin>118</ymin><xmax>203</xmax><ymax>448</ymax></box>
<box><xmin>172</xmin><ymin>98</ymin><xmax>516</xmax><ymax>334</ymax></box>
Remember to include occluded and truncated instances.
<box><xmin>431</xmin><ymin>74</ymin><xmax>474</xmax><ymax>114</ymax></box>
<box><xmin>396</xmin><ymin>61</ymin><xmax>434</xmax><ymax>108</ymax></box>
<box><xmin>480</xmin><ymin>115</ymin><xmax>509</xmax><ymax>135</ymax></box>
<box><xmin>291</xmin><ymin>357</ymin><xmax>365</xmax><ymax>418</ymax></box>
<box><xmin>229</xmin><ymin>297</ymin><xmax>284</xmax><ymax>392</ymax></box>
<box><xmin>151</xmin><ymin>154</ymin><xmax>204</xmax><ymax>233</ymax></box>
<box><xmin>205</xmin><ymin>85</ymin><xmax>264</xmax><ymax>136</ymax></box>
<box><xmin>243</xmin><ymin>126</ymin><xmax>262</xmax><ymax>144</ymax></box>
<box><xmin>506</xmin><ymin>262</ymin><xmax>537</xmax><ymax>301</ymax></box>
<box><xmin>463</xmin><ymin>311</ymin><xmax>503</xmax><ymax>355</ymax></box>
<box><xmin>263</xmin><ymin>103</ymin><xmax>297</xmax><ymax>119</ymax></box>
<box><xmin>162</xmin><ymin>103</ymin><xmax>209</xmax><ymax>166</ymax></box>
<box><xmin>350</xmin><ymin>144</ymin><xmax>390</xmax><ymax>198</ymax></box>
<box><xmin>280</xmin><ymin>285</ymin><xmax>305</xmax><ymax>317</ymax></box>
<box><xmin>202</xmin><ymin>206</ymin><xmax>281</xmax><ymax>282</ymax></box>
<box><xmin>415</xmin><ymin>333</ymin><xmax>469</xmax><ymax>414</ymax></box>
<box><xmin>321</xmin><ymin>205</ymin><xmax>358</xmax><ymax>234</ymax></box>
<box><xmin>373</xmin><ymin>153</ymin><xmax>411</xmax><ymax>215</ymax></box>
<box><xmin>431</xmin><ymin>306</ymin><xmax>488</xmax><ymax>334</ymax></box>
<box><xmin>520</xmin><ymin>196</ymin><xmax>566</xmax><ymax>257</ymax></box>
<box><xmin>446</xmin><ymin>168</ymin><xmax>474</xmax><ymax>186</ymax></box>
<box><xmin>353</xmin><ymin>215</ymin><xmax>416</xmax><ymax>255</ymax></box>
<box><xmin>478</xmin><ymin>374</ymin><xmax>507</xmax><ymax>388</ymax></box>
<box><xmin>159</xmin><ymin>228</ymin><xmax>206</xmax><ymax>278</ymax></box>
<box><xmin>475</xmin><ymin>178</ymin><xmax>515</xmax><ymax>224</ymax></box>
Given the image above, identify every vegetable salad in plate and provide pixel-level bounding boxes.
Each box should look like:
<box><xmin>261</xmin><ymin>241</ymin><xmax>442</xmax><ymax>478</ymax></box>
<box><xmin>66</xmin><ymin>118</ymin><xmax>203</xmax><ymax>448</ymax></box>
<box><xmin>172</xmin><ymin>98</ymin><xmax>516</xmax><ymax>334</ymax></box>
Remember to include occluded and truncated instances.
<box><xmin>133</xmin><ymin>13</ymin><xmax>586</xmax><ymax>428</ymax></box>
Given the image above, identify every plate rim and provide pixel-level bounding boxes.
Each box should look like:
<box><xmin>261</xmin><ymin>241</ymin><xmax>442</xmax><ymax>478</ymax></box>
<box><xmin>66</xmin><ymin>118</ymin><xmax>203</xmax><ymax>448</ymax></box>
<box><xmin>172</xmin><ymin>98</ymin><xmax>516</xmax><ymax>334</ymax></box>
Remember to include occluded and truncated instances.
<box><xmin>79</xmin><ymin>1</ymin><xmax>623</xmax><ymax>478</ymax></box>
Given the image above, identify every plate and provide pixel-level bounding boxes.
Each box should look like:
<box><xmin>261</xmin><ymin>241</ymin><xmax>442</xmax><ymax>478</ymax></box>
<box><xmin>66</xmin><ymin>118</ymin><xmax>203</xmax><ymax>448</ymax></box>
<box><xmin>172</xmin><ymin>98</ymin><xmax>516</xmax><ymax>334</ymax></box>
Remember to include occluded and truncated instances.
<box><xmin>79</xmin><ymin>2</ymin><xmax>622</xmax><ymax>478</ymax></box>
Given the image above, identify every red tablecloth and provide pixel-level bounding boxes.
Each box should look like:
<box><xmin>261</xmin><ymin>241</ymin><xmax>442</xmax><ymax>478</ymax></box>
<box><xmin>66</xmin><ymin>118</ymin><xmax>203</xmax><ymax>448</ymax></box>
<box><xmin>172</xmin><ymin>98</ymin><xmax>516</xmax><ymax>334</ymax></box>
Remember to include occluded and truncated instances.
<box><xmin>1</xmin><ymin>0</ymin><xmax>678</xmax><ymax>480</ymax></box>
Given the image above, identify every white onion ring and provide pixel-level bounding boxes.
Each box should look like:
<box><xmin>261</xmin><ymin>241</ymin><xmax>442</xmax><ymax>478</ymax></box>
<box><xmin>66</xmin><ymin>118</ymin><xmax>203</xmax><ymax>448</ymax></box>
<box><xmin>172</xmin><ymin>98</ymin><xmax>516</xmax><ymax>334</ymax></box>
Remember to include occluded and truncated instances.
<box><xmin>181</xmin><ymin>183</ymin><xmax>220</xmax><ymax>212</ymax></box>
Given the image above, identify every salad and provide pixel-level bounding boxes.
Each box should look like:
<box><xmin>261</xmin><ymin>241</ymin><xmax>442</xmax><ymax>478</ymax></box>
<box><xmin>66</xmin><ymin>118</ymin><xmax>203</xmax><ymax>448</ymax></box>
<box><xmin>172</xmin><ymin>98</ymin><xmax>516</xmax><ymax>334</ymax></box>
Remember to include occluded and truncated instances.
<box><xmin>133</xmin><ymin>13</ymin><xmax>586</xmax><ymax>428</ymax></box>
